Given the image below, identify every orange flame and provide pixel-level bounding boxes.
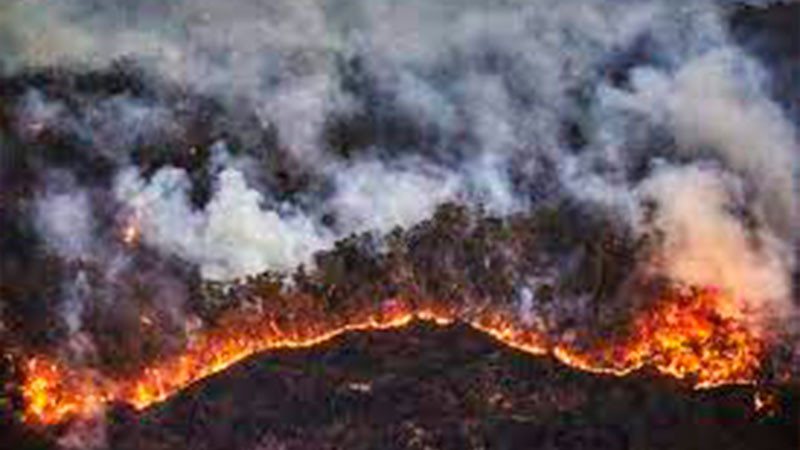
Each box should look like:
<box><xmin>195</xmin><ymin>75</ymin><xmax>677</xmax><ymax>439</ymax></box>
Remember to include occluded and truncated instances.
<box><xmin>20</xmin><ymin>286</ymin><xmax>764</xmax><ymax>425</ymax></box>
<box><xmin>121</xmin><ymin>212</ymin><xmax>141</xmax><ymax>247</ymax></box>
<box><xmin>552</xmin><ymin>286</ymin><xmax>763</xmax><ymax>388</ymax></box>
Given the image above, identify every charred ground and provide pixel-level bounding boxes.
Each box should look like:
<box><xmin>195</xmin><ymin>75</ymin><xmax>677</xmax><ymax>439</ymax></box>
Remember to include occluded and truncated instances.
<box><xmin>85</xmin><ymin>324</ymin><xmax>800</xmax><ymax>449</ymax></box>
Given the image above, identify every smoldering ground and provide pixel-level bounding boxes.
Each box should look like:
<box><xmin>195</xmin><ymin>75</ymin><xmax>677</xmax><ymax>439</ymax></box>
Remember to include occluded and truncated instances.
<box><xmin>0</xmin><ymin>1</ymin><xmax>797</xmax><ymax>446</ymax></box>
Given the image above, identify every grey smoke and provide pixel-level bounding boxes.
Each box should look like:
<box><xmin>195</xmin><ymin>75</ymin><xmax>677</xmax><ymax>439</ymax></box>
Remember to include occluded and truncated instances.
<box><xmin>605</xmin><ymin>49</ymin><xmax>797</xmax><ymax>237</ymax></box>
<box><xmin>34</xmin><ymin>188</ymin><xmax>95</xmax><ymax>262</ymax></box>
<box><xmin>3</xmin><ymin>1</ymin><xmax>797</xmax><ymax>319</ymax></box>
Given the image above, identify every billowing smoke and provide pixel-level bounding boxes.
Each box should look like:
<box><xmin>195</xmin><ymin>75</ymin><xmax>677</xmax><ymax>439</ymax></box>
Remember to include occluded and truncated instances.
<box><xmin>639</xmin><ymin>163</ymin><xmax>793</xmax><ymax>321</ymax></box>
<box><xmin>0</xmin><ymin>1</ymin><xmax>797</xmax><ymax>446</ymax></box>
<box><xmin>592</xmin><ymin>45</ymin><xmax>798</xmax><ymax>323</ymax></box>
<box><xmin>114</xmin><ymin>165</ymin><xmax>333</xmax><ymax>280</ymax></box>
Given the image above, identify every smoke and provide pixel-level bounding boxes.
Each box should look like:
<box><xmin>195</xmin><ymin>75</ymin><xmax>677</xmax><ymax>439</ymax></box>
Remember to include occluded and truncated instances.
<box><xmin>638</xmin><ymin>163</ymin><xmax>793</xmax><ymax>321</ymax></box>
<box><xmin>34</xmin><ymin>186</ymin><xmax>95</xmax><ymax>262</ymax></box>
<box><xmin>328</xmin><ymin>159</ymin><xmax>463</xmax><ymax>234</ymax></box>
<box><xmin>0</xmin><ymin>3</ymin><xmax>798</xmax><ymax>442</ymax></box>
<box><xmin>114</xmin><ymin>165</ymin><xmax>334</xmax><ymax>280</ymax></box>
<box><xmin>610</xmin><ymin>49</ymin><xmax>797</xmax><ymax>237</ymax></box>
<box><xmin>588</xmin><ymin>45</ymin><xmax>799</xmax><ymax>323</ymax></box>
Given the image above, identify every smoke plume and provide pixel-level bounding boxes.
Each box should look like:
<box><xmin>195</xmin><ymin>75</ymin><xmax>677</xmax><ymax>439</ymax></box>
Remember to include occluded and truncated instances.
<box><xmin>0</xmin><ymin>1</ymin><xmax>797</xmax><ymax>446</ymax></box>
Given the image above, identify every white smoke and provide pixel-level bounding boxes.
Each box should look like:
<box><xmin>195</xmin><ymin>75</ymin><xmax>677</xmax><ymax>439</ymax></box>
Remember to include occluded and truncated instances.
<box><xmin>591</xmin><ymin>42</ymin><xmax>797</xmax><ymax>321</ymax></box>
<box><xmin>612</xmin><ymin>49</ymin><xmax>797</xmax><ymax>237</ymax></box>
<box><xmin>114</xmin><ymin>155</ymin><xmax>467</xmax><ymax>280</ymax></box>
<box><xmin>5</xmin><ymin>0</ymin><xmax>796</xmax><ymax>315</ymax></box>
<box><xmin>114</xmin><ymin>166</ymin><xmax>333</xmax><ymax>280</ymax></box>
<box><xmin>328</xmin><ymin>159</ymin><xmax>462</xmax><ymax>235</ymax></box>
<box><xmin>638</xmin><ymin>163</ymin><xmax>793</xmax><ymax>320</ymax></box>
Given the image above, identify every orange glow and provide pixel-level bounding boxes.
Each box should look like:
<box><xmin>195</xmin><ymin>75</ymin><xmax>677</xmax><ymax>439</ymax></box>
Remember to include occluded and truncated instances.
<box><xmin>753</xmin><ymin>390</ymin><xmax>779</xmax><ymax>416</ymax></box>
<box><xmin>552</xmin><ymin>286</ymin><xmax>763</xmax><ymax>388</ymax></box>
<box><xmin>121</xmin><ymin>214</ymin><xmax>141</xmax><ymax>247</ymax></box>
<box><xmin>21</xmin><ymin>358</ymin><xmax>109</xmax><ymax>424</ymax></box>
<box><xmin>21</xmin><ymin>286</ymin><xmax>765</xmax><ymax>425</ymax></box>
<box><xmin>625</xmin><ymin>286</ymin><xmax>762</xmax><ymax>388</ymax></box>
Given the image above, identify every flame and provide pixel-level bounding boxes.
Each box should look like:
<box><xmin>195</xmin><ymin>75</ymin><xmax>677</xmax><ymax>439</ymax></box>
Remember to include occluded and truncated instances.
<box><xmin>121</xmin><ymin>213</ymin><xmax>141</xmax><ymax>247</ymax></box>
<box><xmin>20</xmin><ymin>286</ymin><xmax>765</xmax><ymax>425</ymax></box>
<box><xmin>625</xmin><ymin>286</ymin><xmax>763</xmax><ymax>388</ymax></box>
<box><xmin>552</xmin><ymin>286</ymin><xmax>763</xmax><ymax>388</ymax></box>
<box><xmin>21</xmin><ymin>359</ymin><xmax>109</xmax><ymax>424</ymax></box>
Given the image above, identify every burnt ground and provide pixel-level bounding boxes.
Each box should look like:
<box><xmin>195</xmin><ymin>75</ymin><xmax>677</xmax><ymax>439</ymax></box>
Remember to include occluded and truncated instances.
<box><xmin>92</xmin><ymin>322</ymin><xmax>796</xmax><ymax>450</ymax></box>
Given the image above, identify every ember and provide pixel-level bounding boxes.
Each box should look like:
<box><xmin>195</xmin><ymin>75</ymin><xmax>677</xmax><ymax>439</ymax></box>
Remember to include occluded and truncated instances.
<box><xmin>121</xmin><ymin>214</ymin><xmax>141</xmax><ymax>247</ymax></box>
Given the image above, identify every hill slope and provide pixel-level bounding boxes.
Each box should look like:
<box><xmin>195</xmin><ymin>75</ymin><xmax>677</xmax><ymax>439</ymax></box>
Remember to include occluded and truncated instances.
<box><xmin>105</xmin><ymin>322</ymin><xmax>797</xmax><ymax>450</ymax></box>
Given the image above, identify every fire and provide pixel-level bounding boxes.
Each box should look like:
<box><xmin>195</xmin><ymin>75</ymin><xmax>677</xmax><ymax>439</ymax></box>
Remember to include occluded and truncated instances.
<box><xmin>121</xmin><ymin>213</ymin><xmax>141</xmax><ymax>246</ymax></box>
<box><xmin>21</xmin><ymin>359</ymin><xmax>108</xmax><ymax>424</ymax></box>
<box><xmin>20</xmin><ymin>286</ymin><xmax>765</xmax><ymax>426</ymax></box>
<box><xmin>753</xmin><ymin>390</ymin><xmax>780</xmax><ymax>416</ymax></box>
<box><xmin>21</xmin><ymin>301</ymin><xmax>456</xmax><ymax>424</ymax></box>
<box><xmin>552</xmin><ymin>286</ymin><xmax>763</xmax><ymax>388</ymax></box>
<box><xmin>625</xmin><ymin>286</ymin><xmax>763</xmax><ymax>388</ymax></box>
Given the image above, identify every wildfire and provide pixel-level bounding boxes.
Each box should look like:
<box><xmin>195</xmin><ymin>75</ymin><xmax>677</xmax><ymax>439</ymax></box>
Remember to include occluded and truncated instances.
<box><xmin>21</xmin><ymin>301</ymin><xmax>457</xmax><ymax>425</ymax></box>
<box><xmin>552</xmin><ymin>286</ymin><xmax>763</xmax><ymax>388</ymax></box>
<box><xmin>21</xmin><ymin>359</ymin><xmax>109</xmax><ymax>424</ymax></box>
<box><xmin>625</xmin><ymin>286</ymin><xmax>763</xmax><ymax>388</ymax></box>
<box><xmin>20</xmin><ymin>286</ymin><xmax>765</xmax><ymax>426</ymax></box>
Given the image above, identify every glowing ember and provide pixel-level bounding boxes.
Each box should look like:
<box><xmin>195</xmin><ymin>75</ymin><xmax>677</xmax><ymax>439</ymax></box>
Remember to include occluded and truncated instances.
<box><xmin>20</xmin><ymin>286</ymin><xmax>765</xmax><ymax>425</ymax></box>
<box><xmin>753</xmin><ymin>390</ymin><xmax>780</xmax><ymax>416</ymax></box>
<box><xmin>121</xmin><ymin>214</ymin><xmax>141</xmax><ymax>246</ymax></box>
